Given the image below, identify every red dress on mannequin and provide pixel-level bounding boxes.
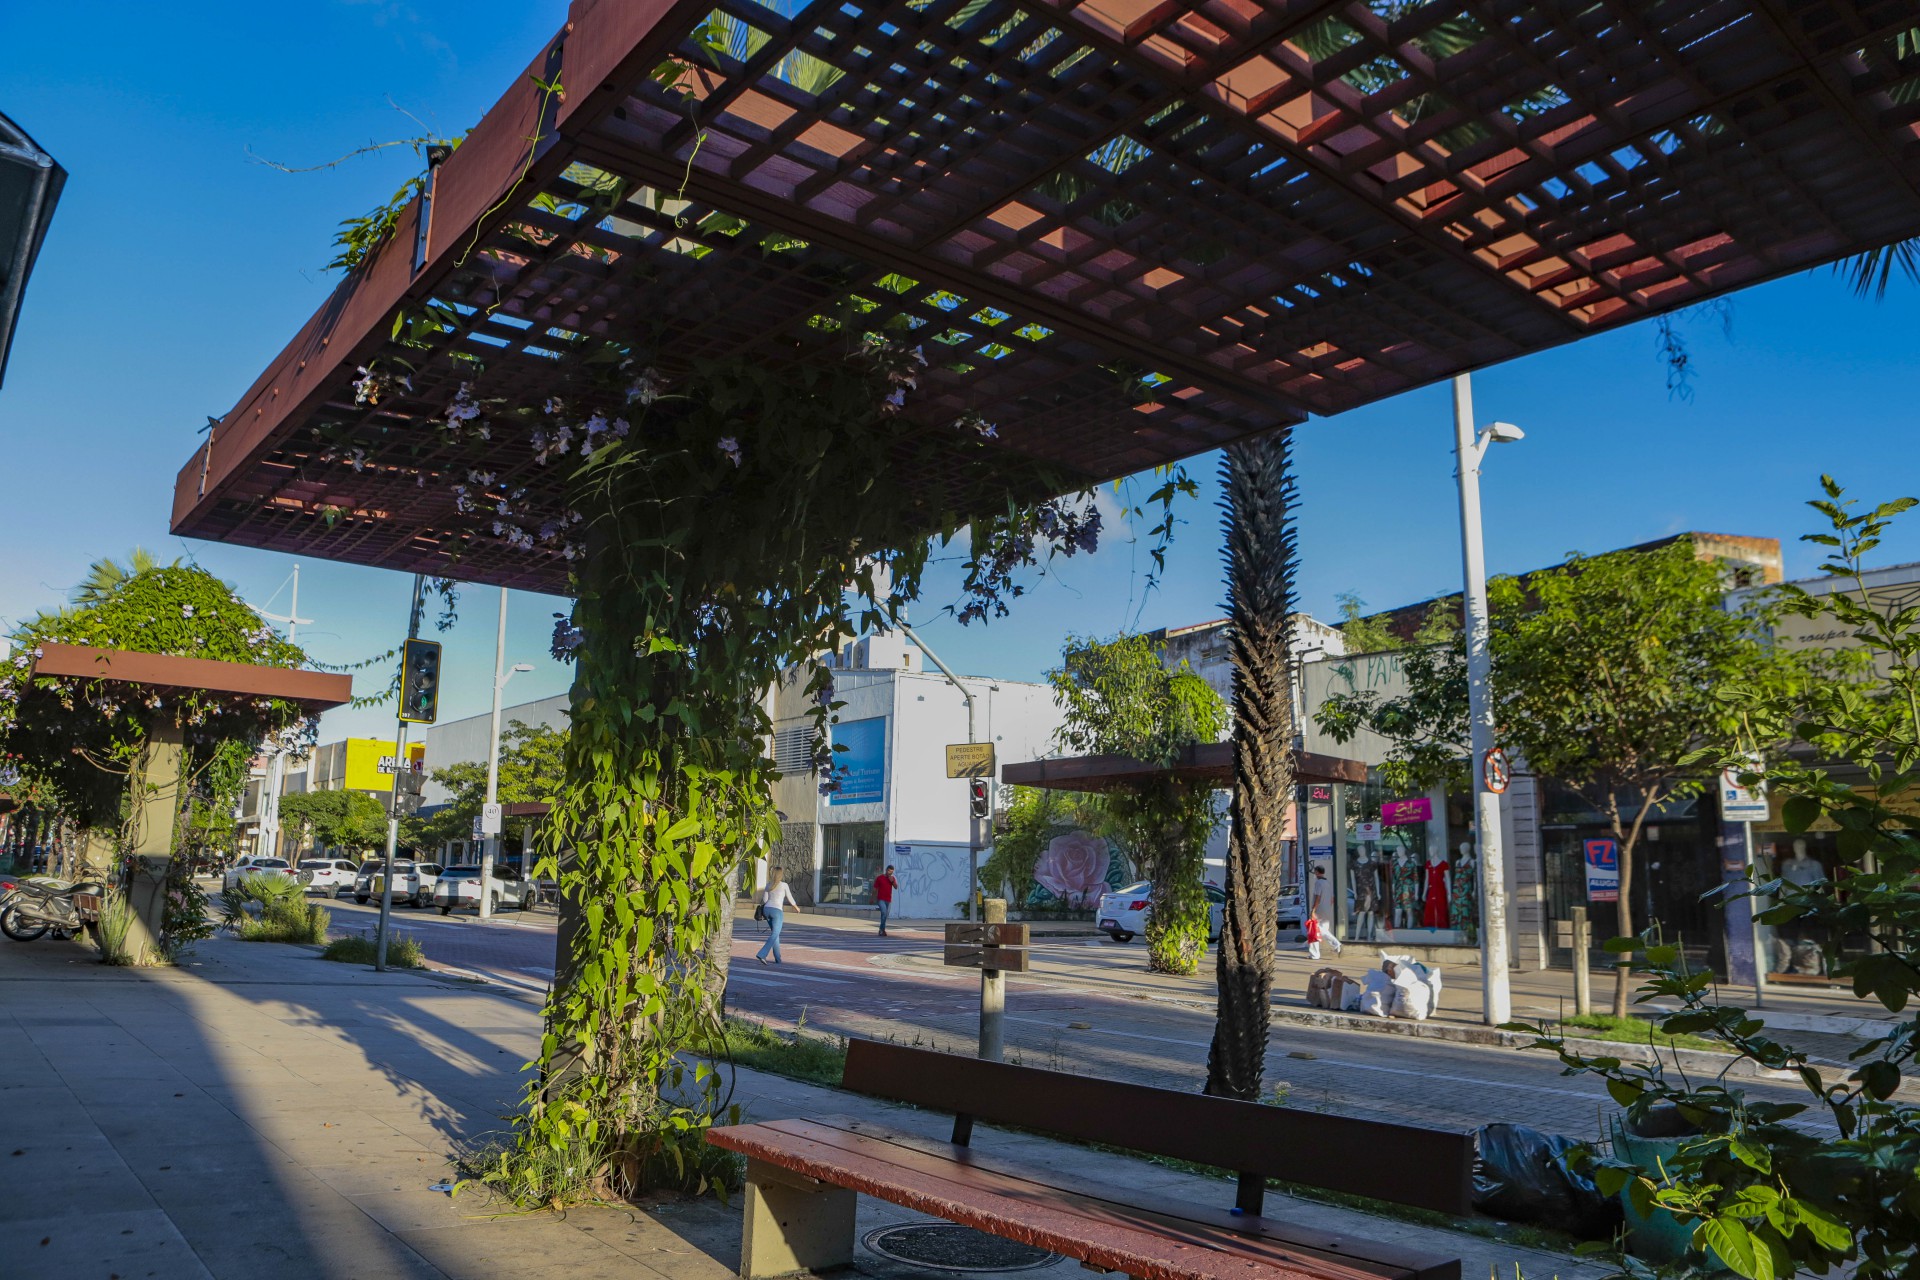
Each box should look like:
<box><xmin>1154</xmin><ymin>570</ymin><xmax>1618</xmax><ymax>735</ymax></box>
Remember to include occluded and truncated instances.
<box><xmin>1420</xmin><ymin>860</ymin><xmax>1450</xmax><ymax>927</ymax></box>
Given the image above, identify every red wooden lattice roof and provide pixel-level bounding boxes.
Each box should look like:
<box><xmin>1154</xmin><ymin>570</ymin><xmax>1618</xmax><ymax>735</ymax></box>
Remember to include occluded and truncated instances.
<box><xmin>172</xmin><ymin>0</ymin><xmax>1920</xmax><ymax>592</ymax></box>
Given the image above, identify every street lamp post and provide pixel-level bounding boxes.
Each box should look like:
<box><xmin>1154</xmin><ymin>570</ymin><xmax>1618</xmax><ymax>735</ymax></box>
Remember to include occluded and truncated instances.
<box><xmin>1451</xmin><ymin>372</ymin><xmax>1519</xmax><ymax>1027</ymax></box>
<box><xmin>480</xmin><ymin>586</ymin><xmax>533</xmax><ymax>920</ymax></box>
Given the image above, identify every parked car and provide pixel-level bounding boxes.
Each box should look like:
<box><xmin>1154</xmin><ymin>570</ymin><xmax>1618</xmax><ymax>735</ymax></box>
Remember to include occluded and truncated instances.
<box><xmin>297</xmin><ymin>859</ymin><xmax>359</xmax><ymax>896</ymax></box>
<box><xmin>432</xmin><ymin>864</ymin><xmax>533</xmax><ymax>915</ymax></box>
<box><xmin>1098</xmin><ymin>882</ymin><xmax>1306</xmax><ymax>944</ymax></box>
<box><xmin>352</xmin><ymin>860</ymin><xmax>441</xmax><ymax>907</ymax></box>
<box><xmin>224</xmin><ymin>856</ymin><xmax>302</xmax><ymax>892</ymax></box>
<box><xmin>1097</xmin><ymin>881</ymin><xmax>1227</xmax><ymax>944</ymax></box>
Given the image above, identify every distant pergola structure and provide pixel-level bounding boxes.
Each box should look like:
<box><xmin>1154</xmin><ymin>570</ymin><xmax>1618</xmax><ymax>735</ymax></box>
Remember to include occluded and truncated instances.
<box><xmin>170</xmin><ymin>0</ymin><xmax>1920</xmax><ymax>582</ymax></box>
<box><xmin>23</xmin><ymin>643</ymin><xmax>351</xmax><ymax>964</ymax></box>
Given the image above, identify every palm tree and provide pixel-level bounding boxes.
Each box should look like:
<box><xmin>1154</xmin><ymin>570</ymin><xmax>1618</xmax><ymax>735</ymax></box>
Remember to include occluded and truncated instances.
<box><xmin>71</xmin><ymin>548</ymin><xmax>176</xmax><ymax>607</ymax></box>
<box><xmin>1204</xmin><ymin>430</ymin><xmax>1297</xmax><ymax>1136</ymax></box>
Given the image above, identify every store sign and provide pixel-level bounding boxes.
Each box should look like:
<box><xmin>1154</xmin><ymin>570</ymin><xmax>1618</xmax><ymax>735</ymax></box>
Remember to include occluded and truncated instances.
<box><xmin>1719</xmin><ymin>763</ymin><xmax>1769</xmax><ymax>823</ymax></box>
<box><xmin>1355</xmin><ymin>821</ymin><xmax>1383</xmax><ymax>841</ymax></box>
<box><xmin>1381</xmin><ymin>797</ymin><xmax>1431</xmax><ymax>826</ymax></box>
<box><xmin>1307</xmin><ymin>784</ymin><xmax>1333</xmax><ymax>802</ymax></box>
<box><xmin>829</xmin><ymin>717</ymin><xmax>887</xmax><ymax>805</ymax></box>
<box><xmin>1585</xmin><ymin>838</ymin><xmax>1620</xmax><ymax>903</ymax></box>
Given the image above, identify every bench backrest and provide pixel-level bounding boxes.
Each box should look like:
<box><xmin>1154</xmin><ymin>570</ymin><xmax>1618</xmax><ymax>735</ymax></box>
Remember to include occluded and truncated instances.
<box><xmin>840</xmin><ymin>1038</ymin><xmax>1474</xmax><ymax>1217</ymax></box>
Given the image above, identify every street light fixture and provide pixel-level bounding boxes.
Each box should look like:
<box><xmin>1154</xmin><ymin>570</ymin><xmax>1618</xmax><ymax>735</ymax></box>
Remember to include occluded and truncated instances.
<box><xmin>1452</xmin><ymin>375</ymin><xmax>1518</xmax><ymax>1027</ymax></box>
<box><xmin>481</xmin><ymin>589</ymin><xmax>533</xmax><ymax>918</ymax></box>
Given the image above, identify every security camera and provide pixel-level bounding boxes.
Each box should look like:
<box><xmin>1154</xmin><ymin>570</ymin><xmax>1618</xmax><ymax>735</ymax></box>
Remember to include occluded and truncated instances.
<box><xmin>1484</xmin><ymin>421</ymin><xmax>1525</xmax><ymax>443</ymax></box>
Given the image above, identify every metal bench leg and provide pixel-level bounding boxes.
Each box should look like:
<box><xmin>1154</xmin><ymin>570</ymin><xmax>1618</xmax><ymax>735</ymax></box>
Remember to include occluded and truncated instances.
<box><xmin>741</xmin><ymin>1157</ymin><xmax>857</xmax><ymax>1278</ymax></box>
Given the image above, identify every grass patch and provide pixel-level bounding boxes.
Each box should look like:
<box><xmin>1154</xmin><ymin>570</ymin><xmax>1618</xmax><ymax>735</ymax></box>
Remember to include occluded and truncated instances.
<box><xmin>322</xmin><ymin>934</ymin><xmax>426</xmax><ymax>968</ymax></box>
<box><xmin>718</xmin><ymin>1016</ymin><xmax>847</xmax><ymax>1086</ymax></box>
<box><xmin>1559</xmin><ymin>1013</ymin><xmax>1721</xmax><ymax>1053</ymax></box>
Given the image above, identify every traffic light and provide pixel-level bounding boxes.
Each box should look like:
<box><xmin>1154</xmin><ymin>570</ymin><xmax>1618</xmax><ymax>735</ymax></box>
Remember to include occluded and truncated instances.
<box><xmin>398</xmin><ymin>639</ymin><xmax>442</xmax><ymax>724</ymax></box>
<box><xmin>968</xmin><ymin>777</ymin><xmax>990</xmax><ymax>820</ymax></box>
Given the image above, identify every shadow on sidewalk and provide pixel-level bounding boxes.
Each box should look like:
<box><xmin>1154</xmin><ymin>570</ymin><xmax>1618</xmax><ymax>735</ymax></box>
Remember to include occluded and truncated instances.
<box><xmin>0</xmin><ymin>931</ymin><xmax>739</xmax><ymax>1280</ymax></box>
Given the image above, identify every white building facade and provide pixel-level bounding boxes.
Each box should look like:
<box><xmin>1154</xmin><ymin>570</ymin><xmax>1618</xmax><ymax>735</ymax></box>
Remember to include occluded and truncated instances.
<box><xmin>768</xmin><ymin>633</ymin><xmax>1065</xmax><ymax>919</ymax></box>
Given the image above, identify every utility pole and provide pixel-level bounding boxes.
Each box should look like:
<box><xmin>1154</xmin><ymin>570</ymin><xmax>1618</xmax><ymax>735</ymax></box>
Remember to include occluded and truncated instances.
<box><xmin>479</xmin><ymin>588</ymin><xmax>530</xmax><ymax>918</ymax></box>
<box><xmin>376</xmin><ymin>574</ymin><xmax>426</xmax><ymax>972</ymax></box>
<box><xmin>1452</xmin><ymin>373</ymin><xmax>1516</xmax><ymax>1028</ymax></box>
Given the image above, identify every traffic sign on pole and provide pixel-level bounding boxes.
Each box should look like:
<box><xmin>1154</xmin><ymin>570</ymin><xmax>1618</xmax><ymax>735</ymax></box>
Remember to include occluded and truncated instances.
<box><xmin>945</xmin><ymin>743</ymin><xmax>996</xmax><ymax>778</ymax></box>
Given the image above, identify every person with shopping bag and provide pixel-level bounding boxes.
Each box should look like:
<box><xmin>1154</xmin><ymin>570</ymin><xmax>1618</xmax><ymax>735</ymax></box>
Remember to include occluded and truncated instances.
<box><xmin>1304</xmin><ymin>866</ymin><xmax>1343</xmax><ymax>960</ymax></box>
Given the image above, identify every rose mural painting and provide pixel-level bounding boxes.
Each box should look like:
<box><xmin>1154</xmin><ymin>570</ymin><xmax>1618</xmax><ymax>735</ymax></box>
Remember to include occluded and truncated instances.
<box><xmin>1033</xmin><ymin>831</ymin><xmax>1116</xmax><ymax>908</ymax></box>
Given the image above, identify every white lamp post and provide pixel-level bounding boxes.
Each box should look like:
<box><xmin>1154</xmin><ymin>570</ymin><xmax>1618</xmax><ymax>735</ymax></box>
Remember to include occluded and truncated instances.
<box><xmin>1452</xmin><ymin>373</ymin><xmax>1520</xmax><ymax>1027</ymax></box>
<box><xmin>480</xmin><ymin>585</ymin><xmax>533</xmax><ymax>919</ymax></box>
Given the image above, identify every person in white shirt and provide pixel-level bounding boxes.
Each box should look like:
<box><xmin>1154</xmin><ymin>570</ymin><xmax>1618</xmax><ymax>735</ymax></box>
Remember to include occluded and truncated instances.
<box><xmin>757</xmin><ymin>869</ymin><xmax>795</xmax><ymax>964</ymax></box>
<box><xmin>1306</xmin><ymin>864</ymin><xmax>1343</xmax><ymax>959</ymax></box>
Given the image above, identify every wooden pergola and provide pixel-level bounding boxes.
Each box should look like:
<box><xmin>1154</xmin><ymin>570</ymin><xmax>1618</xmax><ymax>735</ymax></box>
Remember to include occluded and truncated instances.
<box><xmin>1003</xmin><ymin>743</ymin><xmax>1363</xmax><ymax>792</ymax></box>
<box><xmin>169</xmin><ymin>1</ymin><xmax>1920</xmax><ymax>584</ymax></box>
<box><xmin>22</xmin><ymin>643</ymin><xmax>352</xmax><ymax>963</ymax></box>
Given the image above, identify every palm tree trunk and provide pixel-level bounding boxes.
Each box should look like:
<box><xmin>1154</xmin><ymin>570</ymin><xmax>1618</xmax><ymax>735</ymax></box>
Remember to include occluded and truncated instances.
<box><xmin>1205</xmin><ymin>430</ymin><xmax>1298</xmax><ymax>1105</ymax></box>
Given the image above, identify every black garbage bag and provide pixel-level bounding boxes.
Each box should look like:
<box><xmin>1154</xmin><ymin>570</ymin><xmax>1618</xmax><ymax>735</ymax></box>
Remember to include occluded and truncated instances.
<box><xmin>1472</xmin><ymin>1122</ymin><xmax>1623</xmax><ymax>1239</ymax></box>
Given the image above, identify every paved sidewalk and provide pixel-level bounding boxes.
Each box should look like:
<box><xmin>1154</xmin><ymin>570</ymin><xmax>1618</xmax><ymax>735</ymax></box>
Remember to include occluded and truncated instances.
<box><xmin>1</xmin><ymin>933</ymin><xmax>1603</xmax><ymax>1280</ymax></box>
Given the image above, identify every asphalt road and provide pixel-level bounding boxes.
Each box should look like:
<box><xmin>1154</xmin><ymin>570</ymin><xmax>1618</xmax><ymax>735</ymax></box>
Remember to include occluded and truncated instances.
<box><xmin>314</xmin><ymin>896</ymin><xmax>1832</xmax><ymax>1142</ymax></box>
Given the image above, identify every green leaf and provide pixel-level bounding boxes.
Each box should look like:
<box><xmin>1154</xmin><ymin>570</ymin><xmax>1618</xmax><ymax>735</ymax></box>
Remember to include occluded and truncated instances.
<box><xmin>1698</xmin><ymin>1216</ymin><xmax>1767</xmax><ymax>1280</ymax></box>
<box><xmin>1857</xmin><ymin>1059</ymin><xmax>1900</xmax><ymax>1100</ymax></box>
<box><xmin>1606</xmin><ymin>1077</ymin><xmax>1645</xmax><ymax>1106</ymax></box>
<box><xmin>1792</xmin><ymin>1199</ymin><xmax>1852</xmax><ymax>1252</ymax></box>
<box><xmin>1781</xmin><ymin>795</ymin><xmax>1821</xmax><ymax>833</ymax></box>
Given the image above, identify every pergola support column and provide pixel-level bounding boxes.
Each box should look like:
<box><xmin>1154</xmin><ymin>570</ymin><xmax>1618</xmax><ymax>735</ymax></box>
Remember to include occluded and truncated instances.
<box><xmin>124</xmin><ymin>719</ymin><xmax>185</xmax><ymax>965</ymax></box>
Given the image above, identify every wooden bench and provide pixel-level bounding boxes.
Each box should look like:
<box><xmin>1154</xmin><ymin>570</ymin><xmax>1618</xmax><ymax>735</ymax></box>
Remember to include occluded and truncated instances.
<box><xmin>706</xmin><ymin>1039</ymin><xmax>1474</xmax><ymax>1280</ymax></box>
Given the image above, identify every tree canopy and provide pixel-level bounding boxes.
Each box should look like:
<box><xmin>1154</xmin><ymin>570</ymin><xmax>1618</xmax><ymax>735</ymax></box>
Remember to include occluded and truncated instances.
<box><xmin>279</xmin><ymin>788</ymin><xmax>389</xmax><ymax>858</ymax></box>
<box><xmin>1049</xmin><ymin>633</ymin><xmax>1227</xmax><ymax>974</ymax></box>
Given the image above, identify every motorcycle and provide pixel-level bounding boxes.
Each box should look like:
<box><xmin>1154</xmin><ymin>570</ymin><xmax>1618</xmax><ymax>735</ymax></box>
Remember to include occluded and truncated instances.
<box><xmin>0</xmin><ymin>875</ymin><xmax>105</xmax><ymax>942</ymax></box>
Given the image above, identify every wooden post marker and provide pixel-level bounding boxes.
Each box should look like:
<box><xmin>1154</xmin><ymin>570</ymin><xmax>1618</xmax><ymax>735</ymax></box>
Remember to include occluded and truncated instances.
<box><xmin>943</xmin><ymin>910</ymin><xmax>1028</xmax><ymax>1061</ymax></box>
<box><xmin>1571</xmin><ymin>906</ymin><xmax>1592</xmax><ymax>1017</ymax></box>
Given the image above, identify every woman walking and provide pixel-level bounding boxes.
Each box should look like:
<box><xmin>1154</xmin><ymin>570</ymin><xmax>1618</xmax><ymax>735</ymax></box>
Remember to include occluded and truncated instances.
<box><xmin>757</xmin><ymin>868</ymin><xmax>794</xmax><ymax>965</ymax></box>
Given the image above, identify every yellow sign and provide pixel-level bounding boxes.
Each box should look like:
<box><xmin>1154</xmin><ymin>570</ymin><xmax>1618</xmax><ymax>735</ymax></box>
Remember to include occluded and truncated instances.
<box><xmin>945</xmin><ymin>743</ymin><xmax>996</xmax><ymax>779</ymax></box>
<box><xmin>342</xmin><ymin>738</ymin><xmax>400</xmax><ymax>792</ymax></box>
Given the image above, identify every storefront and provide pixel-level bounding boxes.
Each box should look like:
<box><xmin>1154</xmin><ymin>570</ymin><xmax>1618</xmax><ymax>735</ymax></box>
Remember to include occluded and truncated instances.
<box><xmin>1334</xmin><ymin>775</ymin><xmax>1476</xmax><ymax>945</ymax></box>
<box><xmin>1535</xmin><ymin>785</ymin><xmax>1718</xmax><ymax>968</ymax></box>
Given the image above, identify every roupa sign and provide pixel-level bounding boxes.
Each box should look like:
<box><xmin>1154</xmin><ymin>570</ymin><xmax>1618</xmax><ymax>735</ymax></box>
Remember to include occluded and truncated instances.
<box><xmin>1380</xmin><ymin>797</ymin><xmax>1431</xmax><ymax>826</ymax></box>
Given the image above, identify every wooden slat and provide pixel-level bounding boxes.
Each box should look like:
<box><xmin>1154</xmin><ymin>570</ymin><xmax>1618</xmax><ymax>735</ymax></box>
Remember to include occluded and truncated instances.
<box><xmin>840</xmin><ymin>1040</ymin><xmax>1475</xmax><ymax>1217</ymax></box>
<box><xmin>708</xmin><ymin>1119</ymin><xmax>1405</xmax><ymax>1280</ymax></box>
<box><xmin>763</xmin><ymin>1117</ymin><xmax>1458</xmax><ymax>1280</ymax></box>
<box><xmin>942</xmin><ymin>944</ymin><xmax>1031</xmax><ymax>971</ymax></box>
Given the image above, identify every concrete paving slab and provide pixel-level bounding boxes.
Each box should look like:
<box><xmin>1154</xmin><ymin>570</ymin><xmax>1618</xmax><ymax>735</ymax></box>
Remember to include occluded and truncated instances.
<box><xmin>0</xmin><ymin>1134</ymin><xmax>157</xmax><ymax>1223</ymax></box>
<box><xmin>7</xmin><ymin>1207</ymin><xmax>214</xmax><ymax>1280</ymax></box>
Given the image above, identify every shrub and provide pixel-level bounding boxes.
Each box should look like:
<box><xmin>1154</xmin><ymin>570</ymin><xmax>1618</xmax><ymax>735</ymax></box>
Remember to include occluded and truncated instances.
<box><xmin>236</xmin><ymin>893</ymin><xmax>330</xmax><ymax>944</ymax></box>
<box><xmin>95</xmin><ymin>892</ymin><xmax>138</xmax><ymax>966</ymax></box>
<box><xmin>322</xmin><ymin>934</ymin><xmax>425</xmax><ymax>968</ymax></box>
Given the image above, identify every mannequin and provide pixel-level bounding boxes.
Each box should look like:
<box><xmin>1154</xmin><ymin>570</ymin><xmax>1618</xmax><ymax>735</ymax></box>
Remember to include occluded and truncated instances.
<box><xmin>1351</xmin><ymin>847</ymin><xmax>1386</xmax><ymax>941</ymax></box>
<box><xmin>1448</xmin><ymin>840</ymin><xmax>1477</xmax><ymax>935</ymax></box>
<box><xmin>1420</xmin><ymin>850</ymin><xmax>1451</xmax><ymax>928</ymax></box>
<box><xmin>1390</xmin><ymin>846</ymin><xmax>1419</xmax><ymax>930</ymax></box>
<box><xmin>1779</xmin><ymin>838</ymin><xmax>1825</xmax><ymax>887</ymax></box>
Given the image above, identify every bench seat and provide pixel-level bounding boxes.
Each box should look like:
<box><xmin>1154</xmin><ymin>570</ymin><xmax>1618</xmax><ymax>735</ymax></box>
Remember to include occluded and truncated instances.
<box><xmin>707</xmin><ymin>1115</ymin><xmax>1458</xmax><ymax>1280</ymax></box>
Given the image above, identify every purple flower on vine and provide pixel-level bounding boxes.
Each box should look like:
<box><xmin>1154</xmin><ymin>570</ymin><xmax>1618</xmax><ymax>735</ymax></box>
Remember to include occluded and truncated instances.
<box><xmin>550</xmin><ymin>614</ymin><xmax>585</xmax><ymax>661</ymax></box>
<box><xmin>718</xmin><ymin>437</ymin><xmax>742</xmax><ymax>467</ymax></box>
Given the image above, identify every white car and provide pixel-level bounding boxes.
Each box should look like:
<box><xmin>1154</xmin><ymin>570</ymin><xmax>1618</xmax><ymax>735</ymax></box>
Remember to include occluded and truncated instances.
<box><xmin>224</xmin><ymin>856</ymin><xmax>303</xmax><ymax>892</ymax></box>
<box><xmin>1097</xmin><ymin>881</ymin><xmax>1226</xmax><ymax>944</ymax></box>
<box><xmin>432</xmin><ymin>865</ymin><xmax>533</xmax><ymax>915</ymax></box>
<box><xmin>1098</xmin><ymin>882</ymin><xmax>1306</xmax><ymax>943</ymax></box>
<box><xmin>352</xmin><ymin>860</ymin><xmax>442</xmax><ymax>907</ymax></box>
<box><xmin>297</xmin><ymin>858</ymin><xmax>359</xmax><ymax>896</ymax></box>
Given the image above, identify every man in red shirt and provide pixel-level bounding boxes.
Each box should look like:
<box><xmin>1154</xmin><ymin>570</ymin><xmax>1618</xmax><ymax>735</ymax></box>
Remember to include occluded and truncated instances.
<box><xmin>874</xmin><ymin>864</ymin><xmax>898</xmax><ymax>937</ymax></box>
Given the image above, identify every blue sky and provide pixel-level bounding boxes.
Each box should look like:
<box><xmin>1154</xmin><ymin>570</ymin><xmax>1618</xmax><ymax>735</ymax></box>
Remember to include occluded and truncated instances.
<box><xmin>4</xmin><ymin>1</ymin><xmax>1917</xmax><ymax>743</ymax></box>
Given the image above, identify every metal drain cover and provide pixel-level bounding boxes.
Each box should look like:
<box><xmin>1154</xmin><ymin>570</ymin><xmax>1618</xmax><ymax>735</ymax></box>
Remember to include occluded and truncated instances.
<box><xmin>862</xmin><ymin>1222</ymin><xmax>1057</xmax><ymax>1273</ymax></box>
